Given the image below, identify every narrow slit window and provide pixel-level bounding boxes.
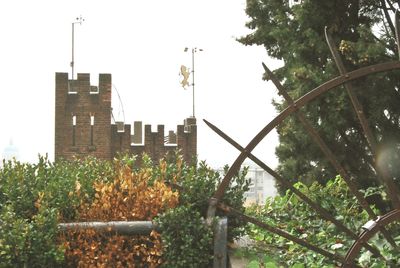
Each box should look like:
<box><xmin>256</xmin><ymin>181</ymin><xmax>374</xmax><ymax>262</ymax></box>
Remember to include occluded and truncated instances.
<box><xmin>72</xmin><ymin>115</ymin><xmax>76</xmax><ymax>146</ymax></box>
<box><xmin>90</xmin><ymin>115</ymin><xmax>94</xmax><ymax>146</ymax></box>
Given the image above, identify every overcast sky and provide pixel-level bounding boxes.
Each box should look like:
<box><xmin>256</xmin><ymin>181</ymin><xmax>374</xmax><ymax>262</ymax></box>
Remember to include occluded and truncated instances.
<box><xmin>0</xmin><ymin>0</ymin><xmax>282</xmax><ymax>168</ymax></box>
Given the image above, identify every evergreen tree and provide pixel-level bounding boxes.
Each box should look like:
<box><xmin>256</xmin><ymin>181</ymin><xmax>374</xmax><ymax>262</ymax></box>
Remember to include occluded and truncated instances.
<box><xmin>239</xmin><ymin>0</ymin><xmax>400</xmax><ymax>193</ymax></box>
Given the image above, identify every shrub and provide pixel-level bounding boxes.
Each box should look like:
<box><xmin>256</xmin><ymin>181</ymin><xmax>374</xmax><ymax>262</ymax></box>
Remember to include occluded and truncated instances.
<box><xmin>156</xmin><ymin>206</ymin><xmax>214</xmax><ymax>267</ymax></box>
<box><xmin>60</xmin><ymin>157</ymin><xmax>179</xmax><ymax>267</ymax></box>
<box><xmin>0</xmin><ymin>156</ymin><xmax>120</xmax><ymax>267</ymax></box>
<box><xmin>0</xmin><ymin>154</ymin><xmax>250</xmax><ymax>267</ymax></box>
<box><xmin>246</xmin><ymin>176</ymin><xmax>400</xmax><ymax>267</ymax></box>
<box><xmin>156</xmin><ymin>156</ymin><xmax>250</xmax><ymax>267</ymax></box>
<box><xmin>161</xmin><ymin>159</ymin><xmax>250</xmax><ymax>241</ymax></box>
<box><xmin>0</xmin><ymin>193</ymin><xmax>64</xmax><ymax>267</ymax></box>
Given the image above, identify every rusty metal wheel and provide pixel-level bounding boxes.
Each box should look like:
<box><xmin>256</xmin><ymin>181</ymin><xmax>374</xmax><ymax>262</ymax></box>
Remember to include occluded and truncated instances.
<box><xmin>205</xmin><ymin>13</ymin><xmax>400</xmax><ymax>267</ymax></box>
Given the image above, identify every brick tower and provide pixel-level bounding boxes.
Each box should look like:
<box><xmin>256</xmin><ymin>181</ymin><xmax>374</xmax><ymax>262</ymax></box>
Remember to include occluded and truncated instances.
<box><xmin>55</xmin><ymin>73</ymin><xmax>112</xmax><ymax>160</ymax></box>
<box><xmin>55</xmin><ymin>72</ymin><xmax>197</xmax><ymax>163</ymax></box>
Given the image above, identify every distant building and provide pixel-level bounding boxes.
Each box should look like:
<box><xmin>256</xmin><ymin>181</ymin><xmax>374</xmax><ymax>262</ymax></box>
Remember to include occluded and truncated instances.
<box><xmin>55</xmin><ymin>73</ymin><xmax>197</xmax><ymax>163</ymax></box>
<box><xmin>2</xmin><ymin>139</ymin><xmax>20</xmax><ymax>161</ymax></box>
<box><xmin>216</xmin><ymin>165</ymin><xmax>277</xmax><ymax>206</ymax></box>
<box><xmin>244</xmin><ymin>166</ymin><xmax>277</xmax><ymax>206</ymax></box>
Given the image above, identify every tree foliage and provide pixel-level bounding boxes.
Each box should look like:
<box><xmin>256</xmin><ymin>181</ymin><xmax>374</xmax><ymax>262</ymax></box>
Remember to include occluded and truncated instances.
<box><xmin>240</xmin><ymin>0</ymin><xmax>400</xmax><ymax>194</ymax></box>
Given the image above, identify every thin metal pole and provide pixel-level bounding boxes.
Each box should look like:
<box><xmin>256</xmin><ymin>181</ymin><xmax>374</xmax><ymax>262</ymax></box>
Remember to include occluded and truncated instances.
<box><xmin>71</xmin><ymin>22</ymin><xmax>74</xmax><ymax>80</ymax></box>
<box><xmin>213</xmin><ymin>217</ymin><xmax>227</xmax><ymax>268</ymax></box>
<box><xmin>59</xmin><ymin>221</ymin><xmax>158</xmax><ymax>235</ymax></box>
<box><xmin>71</xmin><ymin>16</ymin><xmax>84</xmax><ymax>81</ymax></box>
<box><xmin>192</xmin><ymin>48</ymin><xmax>195</xmax><ymax>117</ymax></box>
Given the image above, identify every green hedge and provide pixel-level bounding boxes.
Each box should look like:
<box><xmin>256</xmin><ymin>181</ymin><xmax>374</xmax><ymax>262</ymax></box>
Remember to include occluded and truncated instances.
<box><xmin>0</xmin><ymin>155</ymin><xmax>250</xmax><ymax>267</ymax></box>
<box><xmin>0</xmin><ymin>156</ymin><xmax>114</xmax><ymax>267</ymax></box>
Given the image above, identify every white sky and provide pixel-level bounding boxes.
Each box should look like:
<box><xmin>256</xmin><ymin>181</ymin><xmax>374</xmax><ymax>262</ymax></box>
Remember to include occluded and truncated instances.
<box><xmin>0</xmin><ymin>0</ymin><xmax>282</xmax><ymax>168</ymax></box>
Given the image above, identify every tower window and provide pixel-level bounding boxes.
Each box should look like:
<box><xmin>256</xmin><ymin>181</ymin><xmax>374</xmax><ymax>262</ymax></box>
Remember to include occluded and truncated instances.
<box><xmin>72</xmin><ymin>115</ymin><xmax>76</xmax><ymax>146</ymax></box>
<box><xmin>90</xmin><ymin>115</ymin><xmax>94</xmax><ymax>146</ymax></box>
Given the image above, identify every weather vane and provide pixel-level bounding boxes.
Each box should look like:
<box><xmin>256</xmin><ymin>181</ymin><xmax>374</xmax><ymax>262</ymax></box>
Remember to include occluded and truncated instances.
<box><xmin>71</xmin><ymin>16</ymin><xmax>84</xmax><ymax>80</ymax></box>
<box><xmin>181</xmin><ymin>47</ymin><xmax>203</xmax><ymax>118</ymax></box>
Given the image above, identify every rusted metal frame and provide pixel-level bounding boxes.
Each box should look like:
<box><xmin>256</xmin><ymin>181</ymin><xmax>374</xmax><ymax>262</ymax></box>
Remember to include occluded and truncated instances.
<box><xmin>216</xmin><ymin>202</ymin><xmax>348</xmax><ymax>265</ymax></box>
<box><xmin>262</xmin><ymin>62</ymin><xmax>397</xmax><ymax>248</ymax></box>
<box><xmin>297</xmin><ymin>62</ymin><xmax>400</xmax><ymax>107</ymax></box>
<box><xmin>343</xmin><ymin>209</ymin><xmax>400</xmax><ymax>267</ymax></box>
<box><xmin>206</xmin><ymin>61</ymin><xmax>400</xmax><ymax>219</ymax></box>
<box><xmin>207</xmin><ymin>60</ymin><xmax>400</xmax><ymax>216</ymax></box>
<box><xmin>325</xmin><ymin>28</ymin><xmax>400</xmax><ymax>209</ymax></box>
<box><xmin>203</xmin><ymin>119</ymin><xmax>383</xmax><ymax>258</ymax></box>
<box><xmin>395</xmin><ymin>11</ymin><xmax>400</xmax><ymax>60</ymax></box>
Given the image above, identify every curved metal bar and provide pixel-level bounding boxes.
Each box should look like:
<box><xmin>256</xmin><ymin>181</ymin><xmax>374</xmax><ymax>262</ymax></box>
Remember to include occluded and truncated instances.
<box><xmin>207</xmin><ymin>61</ymin><xmax>400</xmax><ymax>219</ymax></box>
<box><xmin>262</xmin><ymin>63</ymin><xmax>397</xmax><ymax>248</ymax></box>
<box><xmin>217</xmin><ymin>202</ymin><xmax>347</xmax><ymax>264</ymax></box>
<box><xmin>325</xmin><ymin>27</ymin><xmax>400</xmax><ymax>209</ymax></box>
<box><xmin>343</xmin><ymin>209</ymin><xmax>400</xmax><ymax>267</ymax></box>
<box><xmin>204</xmin><ymin>119</ymin><xmax>383</xmax><ymax>258</ymax></box>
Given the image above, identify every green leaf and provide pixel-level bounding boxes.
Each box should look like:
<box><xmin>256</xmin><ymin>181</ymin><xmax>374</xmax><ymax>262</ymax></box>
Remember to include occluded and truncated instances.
<box><xmin>247</xmin><ymin>260</ymin><xmax>261</xmax><ymax>268</ymax></box>
<box><xmin>266</xmin><ymin>261</ymin><xmax>278</xmax><ymax>268</ymax></box>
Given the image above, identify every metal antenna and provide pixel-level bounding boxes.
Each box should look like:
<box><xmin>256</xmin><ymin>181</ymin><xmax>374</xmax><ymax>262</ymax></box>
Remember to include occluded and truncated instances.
<box><xmin>184</xmin><ymin>47</ymin><xmax>203</xmax><ymax>118</ymax></box>
<box><xmin>71</xmin><ymin>16</ymin><xmax>84</xmax><ymax>80</ymax></box>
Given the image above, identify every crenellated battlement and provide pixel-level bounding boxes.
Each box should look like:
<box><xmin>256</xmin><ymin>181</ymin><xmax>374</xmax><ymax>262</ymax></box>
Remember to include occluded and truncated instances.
<box><xmin>110</xmin><ymin>119</ymin><xmax>197</xmax><ymax>163</ymax></box>
<box><xmin>55</xmin><ymin>72</ymin><xmax>197</xmax><ymax>163</ymax></box>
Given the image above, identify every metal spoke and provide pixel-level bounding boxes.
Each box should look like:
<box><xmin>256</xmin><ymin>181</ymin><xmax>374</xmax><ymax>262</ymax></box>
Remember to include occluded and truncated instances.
<box><xmin>325</xmin><ymin>27</ymin><xmax>400</xmax><ymax>209</ymax></box>
<box><xmin>217</xmin><ymin>202</ymin><xmax>348</xmax><ymax>265</ymax></box>
<box><xmin>395</xmin><ymin>11</ymin><xmax>400</xmax><ymax>60</ymax></box>
<box><xmin>207</xmin><ymin>61</ymin><xmax>400</xmax><ymax>214</ymax></box>
<box><xmin>205</xmin><ymin>61</ymin><xmax>400</xmax><ymax>264</ymax></box>
<box><xmin>204</xmin><ymin>119</ymin><xmax>384</xmax><ymax>258</ymax></box>
<box><xmin>262</xmin><ymin>62</ymin><xmax>397</xmax><ymax>248</ymax></box>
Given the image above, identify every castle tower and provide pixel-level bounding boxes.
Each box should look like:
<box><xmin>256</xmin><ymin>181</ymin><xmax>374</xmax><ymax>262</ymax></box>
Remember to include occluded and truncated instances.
<box><xmin>55</xmin><ymin>73</ymin><xmax>112</xmax><ymax>160</ymax></box>
<box><xmin>55</xmin><ymin>72</ymin><xmax>197</xmax><ymax>163</ymax></box>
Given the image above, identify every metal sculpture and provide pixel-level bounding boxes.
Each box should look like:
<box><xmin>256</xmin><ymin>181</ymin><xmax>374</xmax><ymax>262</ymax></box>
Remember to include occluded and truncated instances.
<box><xmin>205</xmin><ymin>12</ymin><xmax>400</xmax><ymax>267</ymax></box>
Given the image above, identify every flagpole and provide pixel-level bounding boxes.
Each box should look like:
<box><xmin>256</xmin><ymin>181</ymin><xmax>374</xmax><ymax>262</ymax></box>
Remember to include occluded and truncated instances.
<box><xmin>184</xmin><ymin>47</ymin><xmax>202</xmax><ymax>118</ymax></box>
<box><xmin>71</xmin><ymin>16</ymin><xmax>84</xmax><ymax>80</ymax></box>
<box><xmin>192</xmin><ymin>48</ymin><xmax>195</xmax><ymax>118</ymax></box>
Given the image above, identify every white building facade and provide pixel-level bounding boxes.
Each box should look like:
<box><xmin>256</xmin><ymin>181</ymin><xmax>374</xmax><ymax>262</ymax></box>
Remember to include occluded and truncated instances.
<box><xmin>244</xmin><ymin>166</ymin><xmax>277</xmax><ymax>206</ymax></box>
<box><xmin>215</xmin><ymin>164</ymin><xmax>277</xmax><ymax>206</ymax></box>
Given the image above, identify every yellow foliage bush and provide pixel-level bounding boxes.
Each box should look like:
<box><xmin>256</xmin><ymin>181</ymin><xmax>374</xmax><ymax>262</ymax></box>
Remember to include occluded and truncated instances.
<box><xmin>60</xmin><ymin>160</ymin><xmax>179</xmax><ymax>267</ymax></box>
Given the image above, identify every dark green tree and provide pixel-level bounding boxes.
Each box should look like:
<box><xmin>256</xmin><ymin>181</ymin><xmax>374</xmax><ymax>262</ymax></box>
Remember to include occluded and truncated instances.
<box><xmin>239</xmin><ymin>0</ymin><xmax>400</xmax><ymax>194</ymax></box>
